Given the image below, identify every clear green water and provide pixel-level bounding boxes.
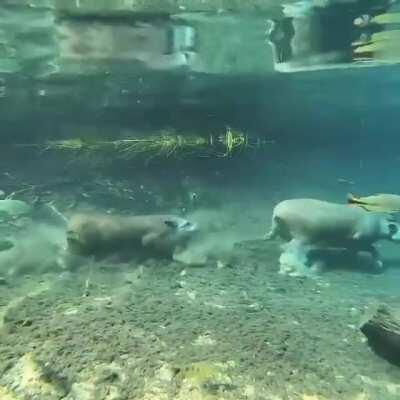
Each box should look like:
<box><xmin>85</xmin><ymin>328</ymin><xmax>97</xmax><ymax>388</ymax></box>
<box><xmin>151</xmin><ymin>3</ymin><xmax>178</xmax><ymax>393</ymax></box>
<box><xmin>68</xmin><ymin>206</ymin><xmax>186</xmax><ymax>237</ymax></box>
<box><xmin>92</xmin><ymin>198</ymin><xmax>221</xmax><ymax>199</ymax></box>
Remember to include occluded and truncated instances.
<box><xmin>1</xmin><ymin>1</ymin><xmax>400</xmax><ymax>399</ymax></box>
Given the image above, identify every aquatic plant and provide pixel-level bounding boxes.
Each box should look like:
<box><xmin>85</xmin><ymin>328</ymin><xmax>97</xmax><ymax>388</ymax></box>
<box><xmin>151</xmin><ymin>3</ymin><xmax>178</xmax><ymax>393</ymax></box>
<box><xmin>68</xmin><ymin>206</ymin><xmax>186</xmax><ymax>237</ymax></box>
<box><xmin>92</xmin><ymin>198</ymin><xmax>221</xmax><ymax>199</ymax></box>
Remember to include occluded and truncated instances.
<box><xmin>16</xmin><ymin>128</ymin><xmax>269</xmax><ymax>163</ymax></box>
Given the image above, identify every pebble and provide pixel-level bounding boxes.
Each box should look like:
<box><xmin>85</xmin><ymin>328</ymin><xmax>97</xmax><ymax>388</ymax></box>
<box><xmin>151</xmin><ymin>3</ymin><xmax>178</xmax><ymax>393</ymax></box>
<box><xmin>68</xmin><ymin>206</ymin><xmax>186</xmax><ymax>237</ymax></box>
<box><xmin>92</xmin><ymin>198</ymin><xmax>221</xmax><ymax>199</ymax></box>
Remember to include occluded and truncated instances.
<box><xmin>64</xmin><ymin>308</ymin><xmax>79</xmax><ymax>316</ymax></box>
<box><xmin>349</xmin><ymin>307</ymin><xmax>359</xmax><ymax>316</ymax></box>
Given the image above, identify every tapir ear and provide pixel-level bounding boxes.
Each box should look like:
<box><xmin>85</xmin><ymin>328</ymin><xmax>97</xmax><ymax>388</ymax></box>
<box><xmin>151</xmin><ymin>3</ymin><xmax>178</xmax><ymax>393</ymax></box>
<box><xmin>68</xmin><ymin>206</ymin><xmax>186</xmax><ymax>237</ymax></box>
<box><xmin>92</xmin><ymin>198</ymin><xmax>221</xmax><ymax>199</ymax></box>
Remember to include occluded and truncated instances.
<box><xmin>164</xmin><ymin>220</ymin><xmax>179</xmax><ymax>229</ymax></box>
<box><xmin>389</xmin><ymin>223</ymin><xmax>398</xmax><ymax>235</ymax></box>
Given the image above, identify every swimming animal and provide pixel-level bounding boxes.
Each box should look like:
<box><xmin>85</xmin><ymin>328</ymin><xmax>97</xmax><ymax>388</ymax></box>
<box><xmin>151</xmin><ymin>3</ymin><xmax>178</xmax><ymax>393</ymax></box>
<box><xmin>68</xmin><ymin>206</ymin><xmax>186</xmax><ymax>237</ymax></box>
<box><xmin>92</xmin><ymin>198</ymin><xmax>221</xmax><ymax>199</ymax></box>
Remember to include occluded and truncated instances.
<box><xmin>0</xmin><ymin>239</ymin><xmax>14</xmax><ymax>252</ymax></box>
<box><xmin>347</xmin><ymin>193</ymin><xmax>400</xmax><ymax>213</ymax></box>
<box><xmin>66</xmin><ymin>213</ymin><xmax>198</xmax><ymax>261</ymax></box>
<box><xmin>265</xmin><ymin>198</ymin><xmax>400</xmax><ymax>275</ymax></box>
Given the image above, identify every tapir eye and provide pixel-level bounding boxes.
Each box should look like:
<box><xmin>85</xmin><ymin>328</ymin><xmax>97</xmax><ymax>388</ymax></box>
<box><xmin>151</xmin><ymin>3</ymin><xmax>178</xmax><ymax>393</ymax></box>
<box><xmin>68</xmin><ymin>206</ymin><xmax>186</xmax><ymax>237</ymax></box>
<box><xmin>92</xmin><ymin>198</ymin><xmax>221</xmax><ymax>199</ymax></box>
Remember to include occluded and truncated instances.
<box><xmin>164</xmin><ymin>220</ymin><xmax>178</xmax><ymax>229</ymax></box>
<box><xmin>389</xmin><ymin>223</ymin><xmax>398</xmax><ymax>235</ymax></box>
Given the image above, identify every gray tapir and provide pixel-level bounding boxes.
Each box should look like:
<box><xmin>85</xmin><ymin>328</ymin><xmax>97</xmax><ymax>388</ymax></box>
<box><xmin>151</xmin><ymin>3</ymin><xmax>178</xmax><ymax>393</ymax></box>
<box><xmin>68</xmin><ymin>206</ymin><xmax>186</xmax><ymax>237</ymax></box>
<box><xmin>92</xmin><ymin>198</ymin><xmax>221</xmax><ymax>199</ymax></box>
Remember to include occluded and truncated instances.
<box><xmin>264</xmin><ymin>199</ymin><xmax>400</xmax><ymax>275</ymax></box>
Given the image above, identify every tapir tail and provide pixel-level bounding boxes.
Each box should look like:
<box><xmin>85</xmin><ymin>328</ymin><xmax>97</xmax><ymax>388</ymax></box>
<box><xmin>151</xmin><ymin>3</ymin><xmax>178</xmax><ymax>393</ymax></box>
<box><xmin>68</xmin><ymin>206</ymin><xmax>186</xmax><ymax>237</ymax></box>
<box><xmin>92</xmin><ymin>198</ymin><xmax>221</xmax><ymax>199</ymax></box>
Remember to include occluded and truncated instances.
<box><xmin>347</xmin><ymin>193</ymin><xmax>363</xmax><ymax>205</ymax></box>
<box><xmin>347</xmin><ymin>193</ymin><xmax>372</xmax><ymax>211</ymax></box>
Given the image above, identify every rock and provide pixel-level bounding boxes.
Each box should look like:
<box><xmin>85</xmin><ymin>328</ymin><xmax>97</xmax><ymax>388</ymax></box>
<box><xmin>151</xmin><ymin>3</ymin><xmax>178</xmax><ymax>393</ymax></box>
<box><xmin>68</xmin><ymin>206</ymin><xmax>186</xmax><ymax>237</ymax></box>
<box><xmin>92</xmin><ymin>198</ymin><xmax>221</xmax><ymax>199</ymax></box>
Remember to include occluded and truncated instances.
<box><xmin>174</xmin><ymin>361</ymin><xmax>236</xmax><ymax>394</ymax></box>
<box><xmin>0</xmin><ymin>386</ymin><xmax>18</xmax><ymax>400</ymax></box>
<box><xmin>360</xmin><ymin>305</ymin><xmax>400</xmax><ymax>366</ymax></box>
<box><xmin>1</xmin><ymin>353</ymin><xmax>67</xmax><ymax>399</ymax></box>
<box><xmin>173</xmin><ymin>249</ymin><xmax>207</xmax><ymax>266</ymax></box>
<box><xmin>68</xmin><ymin>363</ymin><xmax>125</xmax><ymax>400</ymax></box>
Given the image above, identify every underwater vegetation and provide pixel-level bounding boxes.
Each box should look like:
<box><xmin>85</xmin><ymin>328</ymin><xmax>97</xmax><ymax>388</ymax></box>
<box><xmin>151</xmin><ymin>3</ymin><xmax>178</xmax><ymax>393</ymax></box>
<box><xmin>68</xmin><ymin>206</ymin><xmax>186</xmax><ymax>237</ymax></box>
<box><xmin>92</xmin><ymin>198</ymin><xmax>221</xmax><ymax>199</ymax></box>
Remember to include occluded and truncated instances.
<box><xmin>16</xmin><ymin>128</ymin><xmax>270</xmax><ymax>163</ymax></box>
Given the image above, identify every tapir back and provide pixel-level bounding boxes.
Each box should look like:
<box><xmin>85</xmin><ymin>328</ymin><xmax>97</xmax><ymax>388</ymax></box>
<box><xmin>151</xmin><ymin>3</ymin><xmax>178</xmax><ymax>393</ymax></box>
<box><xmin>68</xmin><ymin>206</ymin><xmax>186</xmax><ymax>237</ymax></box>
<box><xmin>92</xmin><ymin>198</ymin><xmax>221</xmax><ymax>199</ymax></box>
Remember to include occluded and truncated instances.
<box><xmin>273</xmin><ymin>199</ymin><xmax>377</xmax><ymax>244</ymax></box>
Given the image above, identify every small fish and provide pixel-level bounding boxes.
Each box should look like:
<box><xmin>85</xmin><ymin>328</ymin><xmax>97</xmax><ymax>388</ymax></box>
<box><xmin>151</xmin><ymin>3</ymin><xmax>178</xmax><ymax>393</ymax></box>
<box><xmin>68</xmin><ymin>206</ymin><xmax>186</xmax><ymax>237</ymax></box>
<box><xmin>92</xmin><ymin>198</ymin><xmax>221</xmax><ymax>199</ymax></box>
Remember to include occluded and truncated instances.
<box><xmin>347</xmin><ymin>193</ymin><xmax>400</xmax><ymax>213</ymax></box>
<box><xmin>0</xmin><ymin>239</ymin><xmax>14</xmax><ymax>252</ymax></box>
<box><xmin>189</xmin><ymin>192</ymin><xmax>198</xmax><ymax>202</ymax></box>
<box><xmin>337</xmin><ymin>178</ymin><xmax>355</xmax><ymax>186</ymax></box>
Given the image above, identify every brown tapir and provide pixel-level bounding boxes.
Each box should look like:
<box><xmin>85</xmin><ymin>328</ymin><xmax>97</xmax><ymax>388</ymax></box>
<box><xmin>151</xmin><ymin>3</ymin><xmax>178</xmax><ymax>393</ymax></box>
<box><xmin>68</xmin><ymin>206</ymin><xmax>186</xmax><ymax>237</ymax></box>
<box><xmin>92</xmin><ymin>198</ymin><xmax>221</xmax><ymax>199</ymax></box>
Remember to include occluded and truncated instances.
<box><xmin>66</xmin><ymin>213</ymin><xmax>198</xmax><ymax>261</ymax></box>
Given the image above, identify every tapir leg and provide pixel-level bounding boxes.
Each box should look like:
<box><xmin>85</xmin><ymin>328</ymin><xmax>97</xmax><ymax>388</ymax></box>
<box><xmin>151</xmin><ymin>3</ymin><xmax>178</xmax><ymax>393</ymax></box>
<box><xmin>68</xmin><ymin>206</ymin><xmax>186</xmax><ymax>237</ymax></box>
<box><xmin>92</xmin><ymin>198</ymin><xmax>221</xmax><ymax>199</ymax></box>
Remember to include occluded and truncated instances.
<box><xmin>356</xmin><ymin>244</ymin><xmax>383</xmax><ymax>272</ymax></box>
<box><xmin>264</xmin><ymin>216</ymin><xmax>291</xmax><ymax>241</ymax></box>
<box><xmin>141</xmin><ymin>232</ymin><xmax>160</xmax><ymax>247</ymax></box>
<box><xmin>264</xmin><ymin>216</ymin><xmax>278</xmax><ymax>240</ymax></box>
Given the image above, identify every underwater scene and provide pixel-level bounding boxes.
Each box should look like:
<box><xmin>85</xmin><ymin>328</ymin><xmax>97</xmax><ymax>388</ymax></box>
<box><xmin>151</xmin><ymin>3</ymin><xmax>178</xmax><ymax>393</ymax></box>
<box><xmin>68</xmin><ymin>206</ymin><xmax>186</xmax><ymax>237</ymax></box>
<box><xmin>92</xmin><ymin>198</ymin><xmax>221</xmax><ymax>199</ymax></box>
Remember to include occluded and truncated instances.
<box><xmin>2</xmin><ymin>0</ymin><xmax>400</xmax><ymax>399</ymax></box>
